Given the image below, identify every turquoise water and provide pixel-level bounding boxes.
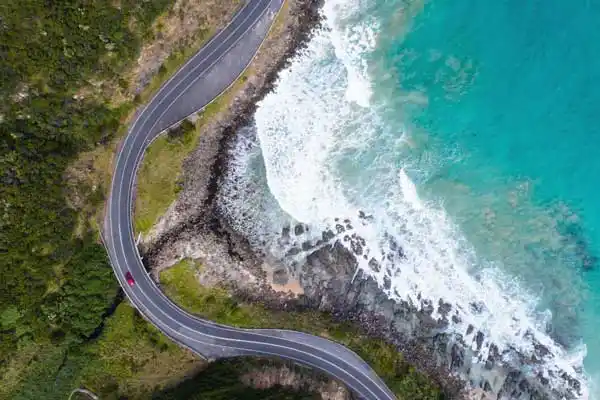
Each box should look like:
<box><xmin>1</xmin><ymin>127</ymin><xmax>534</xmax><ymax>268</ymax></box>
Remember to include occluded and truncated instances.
<box><xmin>374</xmin><ymin>0</ymin><xmax>600</xmax><ymax>376</ymax></box>
<box><xmin>221</xmin><ymin>0</ymin><xmax>600</xmax><ymax>396</ymax></box>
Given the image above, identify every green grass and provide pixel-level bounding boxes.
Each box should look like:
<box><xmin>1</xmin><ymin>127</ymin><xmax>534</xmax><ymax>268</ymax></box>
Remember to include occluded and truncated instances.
<box><xmin>79</xmin><ymin>303</ymin><xmax>203</xmax><ymax>398</ymax></box>
<box><xmin>2</xmin><ymin>302</ymin><xmax>320</xmax><ymax>400</ymax></box>
<box><xmin>1</xmin><ymin>302</ymin><xmax>203</xmax><ymax>400</ymax></box>
<box><xmin>161</xmin><ymin>260</ymin><xmax>443</xmax><ymax>400</ymax></box>
<box><xmin>134</xmin><ymin>121</ymin><xmax>198</xmax><ymax>234</ymax></box>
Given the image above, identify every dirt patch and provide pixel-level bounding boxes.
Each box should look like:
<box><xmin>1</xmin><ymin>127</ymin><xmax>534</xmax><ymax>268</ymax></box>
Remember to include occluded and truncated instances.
<box><xmin>263</xmin><ymin>263</ymin><xmax>305</xmax><ymax>296</ymax></box>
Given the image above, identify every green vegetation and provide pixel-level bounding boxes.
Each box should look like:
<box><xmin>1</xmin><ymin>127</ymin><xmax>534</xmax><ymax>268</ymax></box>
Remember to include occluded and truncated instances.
<box><xmin>135</xmin><ymin>120</ymin><xmax>198</xmax><ymax>234</ymax></box>
<box><xmin>2</xmin><ymin>302</ymin><xmax>184</xmax><ymax>399</ymax></box>
<box><xmin>0</xmin><ymin>0</ymin><xmax>195</xmax><ymax>397</ymax></box>
<box><xmin>153</xmin><ymin>359</ymin><xmax>316</xmax><ymax>400</ymax></box>
<box><xmin>161</xmin><ymin>260</ymin><xmax>443</xmax><ymax>400</ymax></box>
<box><xmin>3</xmin><ymin>301</ymin><xmax>317</xmax><ymax>400</ymax></box>
<box><xmin>0</xmin><ymin>0</ymin><xmax>174</xmax><ymax>366</ymax></box>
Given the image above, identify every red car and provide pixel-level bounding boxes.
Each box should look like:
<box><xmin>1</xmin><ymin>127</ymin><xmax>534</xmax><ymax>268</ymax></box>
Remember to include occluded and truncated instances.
<box><xmin>125</xmin><ymin>271</ymin><xmax>135</xmax><ymax>287</ymax></box>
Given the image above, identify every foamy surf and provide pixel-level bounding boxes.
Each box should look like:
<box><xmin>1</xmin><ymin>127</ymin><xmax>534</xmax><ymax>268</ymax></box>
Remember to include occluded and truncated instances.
<box><xmin>237</xmin><ymin>0</ymin><xmax>591</xmax><ymax>397</ymax></box>
<box><xmin>322</xmin><ymin>0</ymin><xmax>378</xmax><ymax>107</ymax></box>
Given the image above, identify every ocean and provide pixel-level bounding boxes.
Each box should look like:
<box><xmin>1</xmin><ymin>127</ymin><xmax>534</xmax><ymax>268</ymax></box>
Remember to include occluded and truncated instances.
<box><xmin>220</xmin><ymin>0</ymin><xmax>600</xmax><ymax>397</ymax></box>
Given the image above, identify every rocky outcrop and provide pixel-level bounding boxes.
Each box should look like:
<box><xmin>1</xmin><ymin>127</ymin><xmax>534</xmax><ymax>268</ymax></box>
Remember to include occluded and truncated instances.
<box><xmin>240</xmin><ymin>360</ymin><xmax>354</xmax><ymax>400</ymax></box>
<box><xmin>291</xmin><ymin>238</ymin><xmax>582</xmax><ymax>400</ymax></box>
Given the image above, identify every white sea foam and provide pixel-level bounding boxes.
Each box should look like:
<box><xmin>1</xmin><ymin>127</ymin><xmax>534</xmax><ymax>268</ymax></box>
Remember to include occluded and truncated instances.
<box><xmin>249</xmin><ymin>0</ymin><xmax>590</xmax><ymax>397</ymax></box>
<box><xmin>322</xmin><ymin>0</ymin><xmax>378</xmax><ymax>107</ymax></box>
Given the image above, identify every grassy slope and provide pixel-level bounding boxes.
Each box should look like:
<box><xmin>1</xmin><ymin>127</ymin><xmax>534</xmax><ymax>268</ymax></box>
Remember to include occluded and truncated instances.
<box><xmin>160</xmin><ymin>260</ymin><xmax>443</xmax><ymax>400</ymax></box>
<box><xmin>3</xmin><ymin>300</ymin><xmax>318</xmax><ymax>400</ymax></box>
<box><xmin>3</xmin><ymin>303</ymin><xmax>200</xmax><ymax>400</ymax></box>
<box><xmin>135</xmin><ymin>122</ymin><xmax>199</xmax><ymax>233</ymax></box>
<box><xmin>132</xmin><ymin>0</ymin><xmax>288</xmax><ymax>235</ymax></box>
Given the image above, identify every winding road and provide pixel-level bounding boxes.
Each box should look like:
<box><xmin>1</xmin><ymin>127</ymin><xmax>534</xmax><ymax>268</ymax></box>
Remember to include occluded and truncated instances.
<box><xmin>103</xmin><ymin>0</ymin><xmax>397</xmax><ymax>399</ymax></box>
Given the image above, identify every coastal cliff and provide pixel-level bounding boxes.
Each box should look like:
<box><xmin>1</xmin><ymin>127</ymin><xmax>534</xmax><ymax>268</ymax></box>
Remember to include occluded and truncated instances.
<box><xmin>138</xmin><ymin>0</ymin><xmax>586</xmax><ymax>399</ymax></box>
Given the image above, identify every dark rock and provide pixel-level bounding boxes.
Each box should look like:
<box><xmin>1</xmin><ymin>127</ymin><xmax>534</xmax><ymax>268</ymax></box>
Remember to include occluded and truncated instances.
<box><xmin>286</xmin><ymin>247</ymin><xmax>301</xmax><ymax>257</ymax></box>
<box><xmin>466</xmin><ymin>324</ymin><xmax>474</xmax><ymax>335</ymax></box>
<box><xmin>450</xmin><ymin>343</ymin><xmax>464</xmax><ymax>369</ymax></box>
<box><xmin>470</xmin><ymin>301</ymin><xmax>485</xmax><ymax>314</ymax></box>
<box><xmin>437</xmin><ymin>299</ymin><xmax>452</xmax><ymax>317</ymax></box>
<box><xmin>474</xmin><ymin>331</ymin><xmax>484</xmax><ymax>351</ymax></box>
<box><xmin>421</xmin><ymin>299</ymin><xmax>434</xmax><ymax>315</ymax></box>
<box><xmin>397</xmin><ymin>247</ymin><xmax>406</xmax><ymax>259</ymax></box>
<box><xmin>282</xmin><ymin>225</ymin><xmax>291</xmax><ymax>238</ymax></box>
<box><xmin>322</xmin><ymin>229</ymin><xmax>335</xmax><ymax>242</ymax></box>
<box><xmin>486</xmin><ymin>343</ymin><xmax>499</xmax><ymax>370</ymax></box>
<box><xmin>346</xmin><ymin>223</ymin><xmax>353</xmax><ymax>230</ymax></box>
<box><xmin>534</xmin><ymin>342</ymin><xmax>551</xmax><ymax>358</ymax></box>
<box><xmin>368</xmin><ymin>258</ymin><xmax>380</xmax><ymax>273</ymax></box>
<box><xmin>335</xmin><ymin>224</ymin><xmax>345</xmax><ymax>234</ymax></box>
<box><xmin>358</xmin><ymin>210</ymin><xmax>373</xmax><ymax>221</ymax></box>
<box><xmin>383</xmin><ymin>276</ymin><xmax>391</xmax><ymax>290</ymax></box>
<box><xmin>483</xmin><ymin>381</ymin><xmax>492</xmax><ymax>392</ymax></box>
<box><xmin>294</xmin><ymin>224</ymin><xmax>305</xmax><ymax>236</ymax></box>
<box><xmin>350</xmin><ymin>241</ymin><xmax>363</xmax><ymax>256</ymax></box>
<box><xmin>301</xmin><ymin>241</ymin><xmax>312</xmax><ymax>251</ymax></box>
<box><xmin>272</xmin><ymin>268</ymin><xmax>289</xmax><ymax>285</ymax></box>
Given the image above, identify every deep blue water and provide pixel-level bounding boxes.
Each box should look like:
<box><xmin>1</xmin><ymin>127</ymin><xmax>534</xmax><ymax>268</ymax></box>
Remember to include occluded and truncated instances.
<box><xmin>377</xmin><ymin>0</ymin><xmax>600</xmax><ymax>380</ymax></box>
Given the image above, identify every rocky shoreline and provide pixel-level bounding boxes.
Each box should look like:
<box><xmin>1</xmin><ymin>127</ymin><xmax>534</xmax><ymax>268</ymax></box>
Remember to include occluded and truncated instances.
<box><xmin>140</xmin><ymin>1</ymin><xmax>586</xmax><ymax>399</ymax></box>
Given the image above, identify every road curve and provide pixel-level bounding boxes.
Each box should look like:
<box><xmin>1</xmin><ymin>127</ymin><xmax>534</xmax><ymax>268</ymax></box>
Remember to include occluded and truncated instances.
<box><xmin>103</xmin><ymin>1</ymin><xmax>397</xmax><ymax>399</ymax></box>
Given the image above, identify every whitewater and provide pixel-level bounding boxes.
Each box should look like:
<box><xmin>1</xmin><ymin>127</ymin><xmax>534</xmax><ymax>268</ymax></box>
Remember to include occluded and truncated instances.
<box><xmin>220</xmin><ymin>0</ymin><xmax>594</xmax><ymax>397</ymax></box>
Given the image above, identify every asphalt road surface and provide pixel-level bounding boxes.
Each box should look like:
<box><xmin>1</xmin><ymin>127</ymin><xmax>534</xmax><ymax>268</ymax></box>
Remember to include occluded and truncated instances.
<box><xmin>104</xmin><ymin>0</ymin><xmax>397</xmax><ymax>398</ymax></box>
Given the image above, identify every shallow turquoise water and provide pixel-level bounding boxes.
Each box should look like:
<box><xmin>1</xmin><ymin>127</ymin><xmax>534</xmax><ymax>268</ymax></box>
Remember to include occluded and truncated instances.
<box><xmin>373</xmin><ymin>0</ymin><xmax>600</xmax><ymax>378</ymax></box>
